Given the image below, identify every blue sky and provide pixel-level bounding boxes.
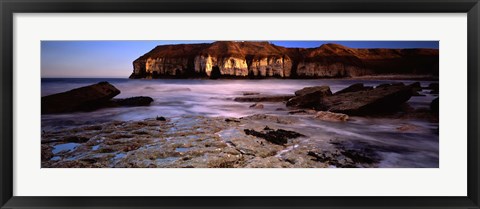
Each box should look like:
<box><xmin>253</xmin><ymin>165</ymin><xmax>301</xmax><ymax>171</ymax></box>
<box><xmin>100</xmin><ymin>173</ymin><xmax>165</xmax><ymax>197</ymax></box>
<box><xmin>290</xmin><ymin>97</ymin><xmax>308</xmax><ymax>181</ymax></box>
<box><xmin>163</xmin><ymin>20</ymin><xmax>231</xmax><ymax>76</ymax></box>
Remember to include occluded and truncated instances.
<box><xmin>41</xmin><ymin>41</ymin><xmax>439</xmax><ymax>78</ymax></box>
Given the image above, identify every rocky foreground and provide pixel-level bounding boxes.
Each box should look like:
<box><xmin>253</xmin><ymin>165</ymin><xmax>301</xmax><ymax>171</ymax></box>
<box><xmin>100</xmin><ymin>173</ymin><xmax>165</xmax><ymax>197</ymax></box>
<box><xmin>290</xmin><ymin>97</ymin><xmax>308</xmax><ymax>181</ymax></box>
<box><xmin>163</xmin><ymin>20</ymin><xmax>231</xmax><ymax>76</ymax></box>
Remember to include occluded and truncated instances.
<box><xmin>131</xmin><ymin>41</ymin><xmax>438</xmax><ymax>79</ymax></box>
<box><xmin>41</xmin><ymin>81</ymin><xmax>439</xmax><ymax>168</ymax></box>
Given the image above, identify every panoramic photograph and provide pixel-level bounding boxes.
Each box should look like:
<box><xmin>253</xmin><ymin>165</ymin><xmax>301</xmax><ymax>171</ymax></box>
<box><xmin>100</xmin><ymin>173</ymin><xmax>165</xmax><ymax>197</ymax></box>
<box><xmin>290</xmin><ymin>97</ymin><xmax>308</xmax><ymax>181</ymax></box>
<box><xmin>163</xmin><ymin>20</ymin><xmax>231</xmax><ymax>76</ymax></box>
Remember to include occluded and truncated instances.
<box><xmin>41</xmin><ymin>40</ymin><xmax>439</xmax><ymax>168</ymax></box>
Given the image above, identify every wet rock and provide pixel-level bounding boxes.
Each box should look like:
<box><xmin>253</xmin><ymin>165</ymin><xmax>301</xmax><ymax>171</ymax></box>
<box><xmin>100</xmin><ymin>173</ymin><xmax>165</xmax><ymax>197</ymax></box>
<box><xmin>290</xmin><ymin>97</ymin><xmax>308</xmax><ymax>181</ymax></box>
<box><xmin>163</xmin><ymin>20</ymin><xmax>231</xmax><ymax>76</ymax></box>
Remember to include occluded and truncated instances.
<box><xmin>286</xmin><ymin>86</ymin><xmax>332</xmax><ymax>109</ymax></box>
<box><xmin>62</xmin><ymin>135</ymin><xmax>90</xmax><ymax>143</ymax></box>
<box><xmin>225</xmin><ymin>118</ymin><xmax>240</xmax><ymax>123</ymax></box>
<box><xmin>307</xmin><ymin>147</ymin><xmax>379</xmax><ymax>168</ymax></box>
<box><xmin>314</xmin><ymin>111</ymin><xmax>349</xmax><ymax>122</ymax></box>
<box><xmin>376</xmin><ymin>83</ymin><xmax>391</xmax><ymax>88</ymax></box>
<box><xmin>112</xmin><ymin>96</ymin><xmax>153</xmax><ymax>106</ymax></box>
<box><xmin>42</xmin><ymin>81</ymin><xmax>120</xmax><ymax>114</ymax></box>
<box><xmin>430</xmin><ymin>97</ymin><xmax>439</xmax><ymax>113</ymax></box>
<box><xmin>244</xmin><ymin>126</ymin><xmax>304</xmax><ymax>145</ymax></box>
<box><xmin>249</xmin><ymin>103</ymin><xmax>264</xmax><ymax>109</ymax></box>
<box><xmin>240</xmin><ymin>114</ymin><xmax>299</xmax><ymax>124</ymax></box>
<box><xmin>295</xmin><ymin>86</ymin><xmax>332</xmax><ymax>97</ymax></box>
<box><xmin>409</xmin><ymin>82</ymin><xmax>422</xmax><ymax>90</ymax></box>
<box><xmin>411</xmin><ymin>91</ymin><xmax>426</xmax><ymax>96</ymax></box>
<box><xmin>243</xmin><ymin>92</ymin><xmax>260</xmax><ymax>96</ymax></box>
<box><xmin>408</xmin><ymin>82</ymin><xmax>424</xmax><ymax>96</ymax></box>
<box><xmin>288</xmin><ymin>109</ymin><xmax>317</xmax><ymax>115</ymax></box>
<box><xmin>322</xmin><ymin>84</ymin><xmax>413</xmax><ymax>115</ymax></box>
<box><xmin>334</xmin><ymin>83</ymin><xmax>372</xmax><ymax>95</ymax></box>
<box><xmin>41</xmin><ymin>144</ymin><xmax>53</xmax><ymax>161</ymax></box>
<box><xmin>156</xmin><ymin>116</ymin><xmax>166</xmax><ymax>121</ymax></box>
<box><xmin>428</xmin><ymin>83</ymin><xmax>439</xmax><ymax>94</ymax></box>
<box><xmin>234</xmin><ymin>95</ymin><xmax>294</xmax><ymax>103</ymax></box>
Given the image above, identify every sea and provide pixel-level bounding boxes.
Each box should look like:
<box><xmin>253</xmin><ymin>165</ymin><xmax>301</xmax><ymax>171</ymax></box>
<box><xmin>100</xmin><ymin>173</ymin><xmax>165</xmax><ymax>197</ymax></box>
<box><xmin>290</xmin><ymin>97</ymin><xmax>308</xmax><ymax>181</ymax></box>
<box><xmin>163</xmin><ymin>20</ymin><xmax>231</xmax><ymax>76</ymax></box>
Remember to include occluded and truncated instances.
<box><xmin>41</xmin><ymin>78</ymin><xmax>439</xmax><ymax>167</ymax></box>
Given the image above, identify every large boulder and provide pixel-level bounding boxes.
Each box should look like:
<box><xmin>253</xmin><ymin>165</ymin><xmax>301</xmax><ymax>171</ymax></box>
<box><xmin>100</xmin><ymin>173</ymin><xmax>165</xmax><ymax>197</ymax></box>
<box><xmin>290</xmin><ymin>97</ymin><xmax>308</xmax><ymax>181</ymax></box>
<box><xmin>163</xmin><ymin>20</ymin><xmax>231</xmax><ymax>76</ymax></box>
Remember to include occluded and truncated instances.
<box><xmin>286</xmin><ymin>86</ymin><xmax>332</xmax><ymax>108</ymax></box>
<box><xmin>321</xmin><ymin>85</ymin><xmax>413</xmax><ymax>115</ymax></box>
<box><xmin>334</xmin><ymin>83</ymin><xmax>372</xmax><ymax>95</ymax></box>
<box><xmin>42</xmin><ymin>82</ymin><xmax>120</xmax><ymax>114</ymax></box>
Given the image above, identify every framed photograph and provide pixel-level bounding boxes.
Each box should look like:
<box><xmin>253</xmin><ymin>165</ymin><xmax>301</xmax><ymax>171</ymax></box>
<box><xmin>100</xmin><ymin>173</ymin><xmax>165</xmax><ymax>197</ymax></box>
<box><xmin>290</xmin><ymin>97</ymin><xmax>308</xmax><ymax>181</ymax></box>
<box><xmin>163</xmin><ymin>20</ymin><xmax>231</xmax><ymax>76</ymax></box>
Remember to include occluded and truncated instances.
<box><xmin>1</xmin><ymin>0</ymin><xmax>479</xmax><ymax>208</ymax></box>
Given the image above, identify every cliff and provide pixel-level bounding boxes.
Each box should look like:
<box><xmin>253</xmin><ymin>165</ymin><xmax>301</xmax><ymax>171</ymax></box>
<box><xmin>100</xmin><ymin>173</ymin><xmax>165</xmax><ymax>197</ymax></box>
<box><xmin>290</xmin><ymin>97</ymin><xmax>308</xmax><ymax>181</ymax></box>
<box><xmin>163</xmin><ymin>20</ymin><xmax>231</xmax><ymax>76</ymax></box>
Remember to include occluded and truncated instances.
<box><xmin>130</xmin><ymin>41</ymin><xmax>439</xmax><ymax>79</ymax></box>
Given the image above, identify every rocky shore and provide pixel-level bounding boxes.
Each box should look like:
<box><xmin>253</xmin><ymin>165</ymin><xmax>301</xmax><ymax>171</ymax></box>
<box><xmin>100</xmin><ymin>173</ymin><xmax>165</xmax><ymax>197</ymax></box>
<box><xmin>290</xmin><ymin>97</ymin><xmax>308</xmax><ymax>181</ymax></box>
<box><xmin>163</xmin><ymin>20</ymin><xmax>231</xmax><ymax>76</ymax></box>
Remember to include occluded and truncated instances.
<box><xmin>41</xmin><ymin>81</ymin><xmax>439</xmax><ymax>168</ymax></box>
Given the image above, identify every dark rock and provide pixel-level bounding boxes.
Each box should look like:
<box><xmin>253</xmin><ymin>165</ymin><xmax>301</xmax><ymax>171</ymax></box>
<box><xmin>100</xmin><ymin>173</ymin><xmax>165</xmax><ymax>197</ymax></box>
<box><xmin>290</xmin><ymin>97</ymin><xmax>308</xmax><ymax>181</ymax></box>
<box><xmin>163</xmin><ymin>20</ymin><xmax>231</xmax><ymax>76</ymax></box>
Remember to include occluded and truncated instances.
<box><xmin>391</xmin><ymin>82</ymin><xmax>405</xmax><ymax>86</ymax></box>
<box><xmin>63</xmin><ymin>136</ymin><xmax>90</xmax><ymax>143</ymax></box>
<box><xmin>409</xmin><ymin>82</ymin><xmax>422</xmax><ymax>90</ymax></box>
<box><xmin>243</xmin><ymin>92</ymin><xmax>260</xmax><ymax>96</ymax></box>
<box><xmin>41</xmin><ymin>145</ymin><xmax>53</xmax><ymax>161</ymax></box>
<box><xmin>408</xmin><ymin>82</ymin><xmax>424</xmax><ymax>96</ymax></box>
<box><xmin>308</xmin><ymin>142</ymin><xmax>380</xmax><ymax>167</ymax></box>
<box><xmin>42</xmin><ymin>81</ymin><xmax>120</xmax><ymax>114</ymax></box>
<box><xmin>411</xmin><ymin>92</ymin><xmax>426</xmax><ymax>96</ymax></box>
<box><xmin>234</xmin><ymin>95</ymin><xmax>294</xmax><ymax>103</ymax></box>
<box><xmin>428</xmin><ymin>83</ymin><xmax>439</xmax><ymax>94</ymax></box>
<box><xmin>112</xmin><ymin>96</ymin><xmax>154</xmax><ymax>106</ymax></box>
<box><xmin>428</xmin><ymin>83</ymin><xmax>439</xmax><ymax>89</ymax></box>
<box><xmin>295</xmin><ymin>86</ymin><xmax>332</xmax><ymax>96</ymax></box>
<box><xmin>225</xmin><ymin>118</ymin><xmax>240</xmax><ymax>123</ymax></box>
<box><xmin>376</xmin><ymin>83</ymin><xmax>391</xmax><ymax>88</ymax></box>
<box><xmin>286</xmin><ymin>86</ymin><xmax>332</xmax><ymax>108</ymax></box>
<box><xmin>321</xmin><ymin>84</ymin><xmax>413</xmax><ymax>115</ymax></box>
<box><xmin>334</xmin><ymin>83</ymin><xmax>372</xmax><ymax>95</ymax></box>
<box><xmin>430</xmin><ymin>97</ymin><xmax>439</xmax><ymax>113</ymax></box>
<box><xmin>156</xmin><ymin>116</ymin><xmax>166</xmax><ymax>121</ymax></box>
<box><xmin>244</xmin><ymin>126</ymin><xmax>304</xmax><ymax>145</ymax></box>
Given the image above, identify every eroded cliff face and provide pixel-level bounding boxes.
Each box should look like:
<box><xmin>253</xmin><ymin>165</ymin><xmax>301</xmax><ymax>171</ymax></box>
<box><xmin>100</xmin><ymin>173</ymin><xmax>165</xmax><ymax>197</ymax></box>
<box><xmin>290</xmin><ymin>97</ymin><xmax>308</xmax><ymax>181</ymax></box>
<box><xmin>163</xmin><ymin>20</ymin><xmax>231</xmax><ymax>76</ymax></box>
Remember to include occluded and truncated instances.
<box><xmin>194</xmin><ymin>56</ymin><xmax>249</xmax><ymax>77</ymax></box>
<box><xmin>130</xmin><ymin>41</ymin><xmax>438</xmax><ymax>79</ymax></box>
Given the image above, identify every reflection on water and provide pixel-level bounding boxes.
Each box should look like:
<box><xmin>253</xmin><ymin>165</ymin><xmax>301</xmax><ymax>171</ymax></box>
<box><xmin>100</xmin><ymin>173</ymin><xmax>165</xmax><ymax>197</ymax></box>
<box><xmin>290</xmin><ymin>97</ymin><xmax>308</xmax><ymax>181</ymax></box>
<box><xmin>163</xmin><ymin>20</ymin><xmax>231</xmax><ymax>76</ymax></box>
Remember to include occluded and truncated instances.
<box><xmin>52</xmin><ymin>143</ymin><xmax>79</xmax><ymax>154</ymax></box>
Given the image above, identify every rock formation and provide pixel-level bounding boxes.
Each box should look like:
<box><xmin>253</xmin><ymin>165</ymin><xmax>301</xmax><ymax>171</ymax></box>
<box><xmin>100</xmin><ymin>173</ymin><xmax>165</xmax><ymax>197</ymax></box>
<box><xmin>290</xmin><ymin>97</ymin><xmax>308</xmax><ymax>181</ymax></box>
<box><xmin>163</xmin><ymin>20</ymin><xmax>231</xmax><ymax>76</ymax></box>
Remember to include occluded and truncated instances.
<box><xmin>130</xmin><ymin>41</ymin><xmax>439</xmax><ymax>79</ymax></box>
<box><xmin>42</xmin><ymin>82</ymin><xmax>121</xmax><ymax>114</ymax></box>
<box><xmin>42</xmin><ymin>82</ymin><xmax>154</xmax><ymax>114</ymax></box>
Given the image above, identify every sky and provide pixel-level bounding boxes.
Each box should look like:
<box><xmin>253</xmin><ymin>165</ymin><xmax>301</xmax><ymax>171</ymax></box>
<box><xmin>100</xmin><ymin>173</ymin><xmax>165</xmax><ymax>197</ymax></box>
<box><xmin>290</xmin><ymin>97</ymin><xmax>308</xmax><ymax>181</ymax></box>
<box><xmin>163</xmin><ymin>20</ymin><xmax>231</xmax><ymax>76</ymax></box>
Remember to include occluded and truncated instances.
<box><xmin>41</xmin><ymin>41</ymin><xmax>439</xmax><ymax>78</ymax></box>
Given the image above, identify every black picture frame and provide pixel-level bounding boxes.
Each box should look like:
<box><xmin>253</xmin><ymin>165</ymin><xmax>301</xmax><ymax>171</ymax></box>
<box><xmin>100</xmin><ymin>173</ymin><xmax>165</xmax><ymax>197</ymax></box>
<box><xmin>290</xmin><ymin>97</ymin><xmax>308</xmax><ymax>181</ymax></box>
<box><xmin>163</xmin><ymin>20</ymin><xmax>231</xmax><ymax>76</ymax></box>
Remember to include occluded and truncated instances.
<box><xmin>1</xmin><ymin>0</ymin><xmax>479</xmax><ymax>208</ymax></box>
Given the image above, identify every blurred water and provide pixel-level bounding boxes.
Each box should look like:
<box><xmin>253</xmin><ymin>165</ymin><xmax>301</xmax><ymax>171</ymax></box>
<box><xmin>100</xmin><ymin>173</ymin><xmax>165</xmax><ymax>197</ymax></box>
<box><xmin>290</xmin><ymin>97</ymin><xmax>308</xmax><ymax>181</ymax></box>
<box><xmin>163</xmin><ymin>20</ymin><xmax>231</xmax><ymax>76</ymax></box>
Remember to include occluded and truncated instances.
<box><xmin>41</xmin><ymin>78</ymin><xmax>437</xmax><ymax>122</ymax></box>
<box><xmin>41</xmin><ymin>78</ymin><xmax>439</xmax><ymax>167</ymax></box>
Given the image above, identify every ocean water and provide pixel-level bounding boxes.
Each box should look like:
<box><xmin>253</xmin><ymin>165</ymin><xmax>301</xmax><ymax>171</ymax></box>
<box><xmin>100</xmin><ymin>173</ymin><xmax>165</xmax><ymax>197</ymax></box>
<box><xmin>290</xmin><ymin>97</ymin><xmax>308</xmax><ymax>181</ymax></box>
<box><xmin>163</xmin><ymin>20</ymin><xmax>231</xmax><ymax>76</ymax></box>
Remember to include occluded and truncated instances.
<box><xmin>41</xmin><ymin>78</ymin><xmax>437</xmax><ymax>120</ymax></box>
<box><xmin>41</xmin><ymin>78</ymin><xmax>439</xmax><ymax>167</ymax></box>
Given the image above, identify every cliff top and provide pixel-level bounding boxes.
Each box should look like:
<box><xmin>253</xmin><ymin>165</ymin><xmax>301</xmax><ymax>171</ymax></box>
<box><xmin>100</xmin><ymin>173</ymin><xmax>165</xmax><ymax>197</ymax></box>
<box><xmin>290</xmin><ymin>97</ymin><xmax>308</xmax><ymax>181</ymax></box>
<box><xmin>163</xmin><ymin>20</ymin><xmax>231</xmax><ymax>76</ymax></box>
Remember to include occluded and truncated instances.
<box><xmin>135</xmin><ymin>41</ymin><xmax>439</xmax><ymax>62</ymax></box>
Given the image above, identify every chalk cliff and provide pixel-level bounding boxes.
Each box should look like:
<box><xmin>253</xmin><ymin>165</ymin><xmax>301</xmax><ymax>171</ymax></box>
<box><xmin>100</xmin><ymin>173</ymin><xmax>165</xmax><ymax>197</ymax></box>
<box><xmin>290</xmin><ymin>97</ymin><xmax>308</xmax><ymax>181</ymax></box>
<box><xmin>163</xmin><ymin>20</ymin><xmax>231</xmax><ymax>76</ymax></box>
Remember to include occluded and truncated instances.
<box><xmin>130</xmin><ymin>41</ymin><xmax>438</xmax><ymax>79</ymax></box>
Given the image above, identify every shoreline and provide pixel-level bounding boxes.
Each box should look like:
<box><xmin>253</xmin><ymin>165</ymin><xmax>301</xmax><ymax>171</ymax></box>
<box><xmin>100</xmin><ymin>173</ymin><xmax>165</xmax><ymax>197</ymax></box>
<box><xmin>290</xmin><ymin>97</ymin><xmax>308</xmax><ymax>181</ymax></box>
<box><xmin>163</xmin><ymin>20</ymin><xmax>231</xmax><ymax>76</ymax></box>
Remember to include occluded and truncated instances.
<box><xmin>41</xmin><ymin>110</ymin><xmax>439</xmax><ymax>168</ymax></box>
<box><xmin>40</xmin><ymin>80</ymin><xmax>439</xmax><ymax>168</ymax></box>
